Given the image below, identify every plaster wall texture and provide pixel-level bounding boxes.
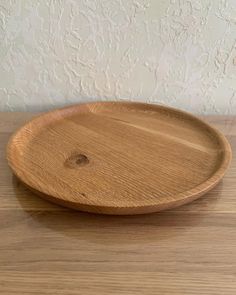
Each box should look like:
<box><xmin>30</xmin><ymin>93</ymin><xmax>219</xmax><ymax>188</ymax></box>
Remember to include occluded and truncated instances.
<box><xmin>0</xmin><ymin>0</ymin><xmax>236</xmax><ymax>113</ymax></box>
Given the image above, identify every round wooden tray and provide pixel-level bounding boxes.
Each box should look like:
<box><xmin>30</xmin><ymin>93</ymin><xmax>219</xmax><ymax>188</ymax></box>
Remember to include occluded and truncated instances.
<box><xmin>7</xmin><ymin>102</ymin><xmax>231</xmax><ymax>215</ymax></box>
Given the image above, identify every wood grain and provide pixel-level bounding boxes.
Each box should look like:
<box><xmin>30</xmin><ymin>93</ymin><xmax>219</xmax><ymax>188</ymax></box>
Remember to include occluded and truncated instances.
<box><xmin>6</xmin><ymin>102</ymin><xmax>231</xmax><ymax>214</ymax></box>
<box><xmin>0</xmin><ymin>112</ymin><xmax>236</xmax><ymax>294</ymax></box>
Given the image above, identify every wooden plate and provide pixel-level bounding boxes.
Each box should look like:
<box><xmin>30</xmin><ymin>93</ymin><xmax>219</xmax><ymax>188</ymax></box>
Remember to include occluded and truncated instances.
<box><xmin>7</xmin><ymin>102</ymin><xmax>231</xmax><ymax>215</ymax></box>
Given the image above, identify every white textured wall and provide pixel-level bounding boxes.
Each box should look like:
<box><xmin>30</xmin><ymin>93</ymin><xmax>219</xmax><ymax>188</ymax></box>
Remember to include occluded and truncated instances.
<box><xmin>0</xmin><ymin>0</ymin><xmax>236</xmax><ymax>113</ymax></box>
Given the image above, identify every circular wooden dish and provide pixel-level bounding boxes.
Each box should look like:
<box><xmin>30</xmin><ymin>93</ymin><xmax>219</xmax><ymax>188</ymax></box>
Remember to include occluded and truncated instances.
<box><xmin>7</xmin><ymin>102</ymin><xmax>231</xmax><ymax>215</ymax></box>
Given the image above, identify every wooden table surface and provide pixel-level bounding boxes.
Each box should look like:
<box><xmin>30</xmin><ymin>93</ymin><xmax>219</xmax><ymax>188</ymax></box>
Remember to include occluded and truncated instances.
<box><xmin>0</xmin><ymin>113</ymin><xmax>236</xmax><ymax>295</ymax></box>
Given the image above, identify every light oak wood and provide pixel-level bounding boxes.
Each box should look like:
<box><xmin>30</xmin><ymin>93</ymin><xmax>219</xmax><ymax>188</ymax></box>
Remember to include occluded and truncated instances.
<box><xmin>0</xmin><ymin>112</ymin><xmax>236</xmax><ymax>294</ymax></box>
<box><xmin>7</xmin><ymin>102</ymin><xmax>231</xmax><ymax>214</ymax></box>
